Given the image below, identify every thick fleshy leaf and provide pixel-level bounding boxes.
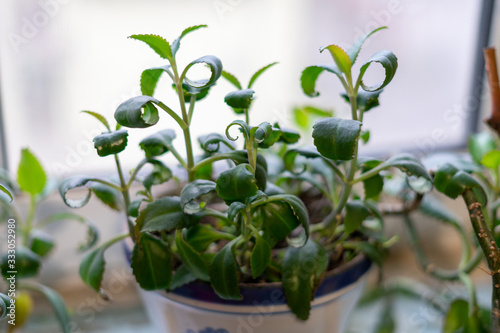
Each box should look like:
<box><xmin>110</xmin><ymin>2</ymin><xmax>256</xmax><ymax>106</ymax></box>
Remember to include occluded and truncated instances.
<box><xmin>171</xmin><ymin>24</ymin><xmax>207</xmax><ymax>57</ymax></box>
<box><xmin>227</xmin><ymin>202</ymin><xmax>246</xmax><ymax>222</ymax></box>
<box><xmin>180</xmin><ymin>180</ymin><xmax>216</xmax><ymax>214</ymax></box>
<box><xmin>143</xmin><ymin>160</ymin><xmax>172</xmax><ymax>191</ymax></box>
<box><xmin>140</xmin><ymin>129</ymin><xmax>176</xmax><ymax>158</ymax></box>
<box><xmin>301</xmin><ymin>65</ymin><xmax>342</xmax><ymax>97</ymax></box>
<box><xmin>359</xmin><ymin>50</ymin><xmax>398</xmax><ymax>92</ymax></box>
<box><xmin>81</xmin><ymin>110</ymin><xmax>111</xmax><ymax>131</ymax></box>
<box><xmin>468</xmin><ymin>131</ymin><xmax>496</xmax><ymax>165</ymax></box>
<box><xmin>91</xmin><ymin>182</ymin><xmax>122</xmax><ymax>210</ymax></box>
<box><xmin>209</xmin><ymin>238</ymin><xmax>241</xmax><ymax>300</ymax></box>
<box><xmin>79</xmin><ymin>245</ymin><xmax>106</xmax><ymax>291</ymax></box>
<box><xmin>481</xmin><ymin>150</ymin><xmax>500</xmax><ymax>170</ymax></box>
<box><xmin>360</xmin><ymin>160</ymin><xmax>384</xmax><ymax>199</ymax></box>
<box><xmin>129</xmin><ymin>34</ymin><xmax>172</xmax><ymax>61</ymax></box>
<box><xmin>320</xmin><ymin>44</ymin><xmax>351</xmax><ymax>75</ymax></box>
<box><xmin>258</xmin><ymin>126</ymin><xmax>282</xmax><ymax>149</ymax></box>
<box><xmin>344</xmin><ymin>200</ymin><xmax>371</xmax><ymax>235</ymax></box>
<box><xmin>170</xmin><ymin>265</ymin><xmax>197</xmax><ymax>290</ymax></box>
<box><xmin>131</xmin><ymin>233</ymin><xmax>172</xmax><ymax>290</ymax></box>
<box><xmin>178</xmin><ymin>82</ymin><xmax>212</xmax><ymax>102</ymax></box>
<box><xmin>248</xmin><ymin>62</ymin><xmax>278</xmax><ymax>88</ymax></box>
<box><xmin>259</xmin><ymin>200</ymin><xmax>301</xmax><ymax>242</ymax></box>
<box><xmin>276</xmin><ymin>124</ymin><xmax>300</xmax><ymax>144</ymax></box>
<box><xmin>342</xmin><ymin>90</ymin><xmax>382</xmax><ymax>112</ymax></box>
<box><xmin>443</xmin><ymin>299</ymin><xmax>469</xmax><ymax>333</ymax></box>
<box><xmin>216</xmin><ymin>164</ymin><xmax>258</xmax><ymax>203</ymax></box>
<box><xmin>224</xmin><ymin>89</ymin><xmax>255</xmax><ymax>109</ymax></box>
<box><xmin>282</xmin><ymin>240</ymin><xmax>328</xmax><ymax>320</ymax></box>
<box><xmin>135</xmin><ymin>197</ymin><xmax>199</xmax><ymax>234</ymax></box>
<box><xmin>59</xmin><ymin>176</ymin><xmax>118</xmax><ymax>209</ymax></box>
<box><xmin>1</xmin><ymin>247</ymin><xmax>41</xmax><ymax>278</ymax></box>
<box><xmin>0</xmin><ymin>293</ymin><xmax>11</xmax><ymax>320</ymax></box>
<box><xmin>17</xmin><ymin>148</ymin><xmax>46</xmax><ymax>196</ymax></box>
<box><xmin>175</xmin><ymin>230</ymin><xmax>210</xmax><ymax>281</ymax></box>
<box><xmin>182</xmin><ymin>55</ymin><xmax>223</xmax><ymax>89</ymax></box>
<box><xmin>313</xmin><ymin>117</ymin><xmax>362</xmax><ymax>161</ymax></box>
<box><xmin>128</xmin><ymin>199</ymin><xmax>143</xmax><ymax>218</ymax></box>
<box><xmin>226</xmin><ymin>150</ymin><xmax>268</xmax><ymax>191</ymax></box>
<box><xmin>93</xmin><ymin>130</ymin><xmax>128</xmax><ymax>157</ymax></box>
<box><xmin>115</xmin><ymin>95</ymin><xmax>161</xmax><ymax>128</ymax></box>
<box><xmin>185</xmin><ymin>224</ymin><xmax>234</xmax><ymax>252</ymax></box>
<box><xmin>141</xmin><ymin>66</ymin><xmax>171</xmax><ymax>96</ymax></box>
<box><xmin>434</xmin><ymin>163</ymin><xmax>487</xmax><ymax>205</ymax></box>
<box><xmin>293</xmin><ymin>106</ymin><xmax>333</xmax><ymax>130</ymax></box>
<box><xmin>29</xmin><ymin>231</ymin><xmax>55</xmax><ymax>257</ymax></box>
<box><xmin>0</xmin><ymin>184</ymin><xmax>13</xmax><ymax>202</ymax></box>
<box><xmin>251</xmin><ymin>232</ymin><xmax>271</xmax><ymax>278</ymax></box>
<box><xmin>347</xmin><ymin>26</ymin><xmax>387</xmax><ymax>65</ymax></box>
<box><xmin>198</xmin><ymin>133</ymin><xmax>235</xmax><ymax>153</ymax></box>
<box><xmin>221</xmin><ymin>70</ymin><xmax>242</xmax><ymax>89</ymax></box>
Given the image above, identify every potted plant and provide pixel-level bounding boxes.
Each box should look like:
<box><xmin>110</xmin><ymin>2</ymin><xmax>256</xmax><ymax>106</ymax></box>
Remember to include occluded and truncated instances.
<box><xmin>0</xmin><ymin>149</ymin><xmax>96</xmax><ymax>332</ymax></box>
<box><xmin>59</xmin><ymin>25</ymin><xmax>430</xmax><ymax>332</ymax></box>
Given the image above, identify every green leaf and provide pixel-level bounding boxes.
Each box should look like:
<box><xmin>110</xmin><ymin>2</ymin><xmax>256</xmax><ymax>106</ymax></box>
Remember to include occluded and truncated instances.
<box><xmin>182</xmin><ymin>55</ymin><xmax>223</xmax><ymax>89</ymax></box>
<box><xmin>185</xmin><ymin>224</ymin><xmax>234</xmax><ymax>252</ymax></box>
<box><xmin>222</xmin><ymin>70</ymin><xmax>242</xmax><ymax>89</ymax></box>
<box><xmin>359</xmin><ymin>50</ymin><xmax>398</xmax><ymax>92</ymax></box>
<box><xmin>259</xmin><ymin>200</ymin><xmax>301</xmax><ymax>242</ymax></box>
<box><xmin>115</xmin><ymin>95</ymin><xmax>161</xmax><ymax>128</ymax></box>
<box><xmin>434</xmin><ymin>163</ymin><xmax>487</xmax><ymax>205</ymax></box>
<box><xmin>79</xmin><ymin>245</ymin><xmax>107</xmax><ymax>291</ymax></box>
<box><xmin>361</xmin><ymin>130</ymin><xmax>371</xmax><ymax>144</ymax></box>
<box><xmin>251</xmin><ymin>232</ymin><xmax>271</xmax><ymax>278</ymax></box>
<box><xmin>320</xmin><ymin>44</ymin><xmax>352</xmax><ymax>75</ymax></box>
<box><xmin>366</xmin><ymin>153</ymin><xmax>432</xmax><ymax>187</ymax></box>
<box><xmin>443</xmin><ymin>299</ymin><xmax>469</xmax><ymax>333</ymax></box>
<box><xmin>224</xmin><ymin>89</ymin><xmax>255</xmax><ymax>109</ymax></box>
<box><xmin>178</xmin><ymin>81</ymin><xmax>212</xmax><ymax>102</ymax></box>
<box><xmin>209</xmin><ymin>238</ymin><xmax>241</xmax><ymax>300</ymax></box>
<box><xmin>29</xmin><ymin>231</ymin><xmax>55</xmax><ymax>257</ymax></box>
<box><xmin>139</xmin><ymin>129</ymin><xmax>176</xmax><ymax>158</ymax></box>
<box><xmin>143</xmin><ymin>160</ymin><xmax>172</xmax><ymax>191</ymax></box>
<box><xmin>342</xmin><ymin>90</ymin><xmax>382</xmax><ymax>112</ymax></box>
<box><xmin>128</xmin><ymin>199</ymin><xmax>143</xmax><ymax>218</ymax></box>
<box><xmin>347</xmin><ymin>26</ymin><xmax>387</xmax><ymax>65</ymax></box>
<box><xmin>344</xmin><ymin>200</ymin><xmax>371</xmax><ymax>235</ymax></box>
<box><xmin>481</xmin><ymin>150</ymin><xmax>500</xmax><ymax>170</ymax></box>
<box><xmin>468</xmin><ymin>131</ymin><xmax>496</xmax><ymax>165</ymax></box>
<box><xmin>0</xmin><ymin>184</ymin><xmax>13</xmax><ymax>202</ymax></box>
<box><xmin>360</xmin><ymin>161</ymin><xmax>384</xmax><ymax>199</ymax></box>
<box><xmin>59</xmin><ymin>176</ymin><xmax>117</xmax><ymax>208</ymax></box>
<box><xmin>19</xmin><ymin>282</ymin><xmax>71</xmax><ymax>333</ymax></box>
<box><xmin>282</xmin><ymin>240</ymin><xmax>328</xmax><ymax>320</ymax></box>
<box><xmin>17</xmin><ymin>148</ymin><xmax>47</xmax><ymax>196</ymax></box>
<box><xmin>92</xmin><ymin>130</ymin><xmax>128</xmax><ymax>157</ymax></box>
<box><xmin>1</xmin><ymin>247</ymin><xmax>41</xmax><ymax>279</ymax></box>
<box><xmin>227</xmin><ymin>201</ymin><xmax>246</xmax><ymax>222</ymax></box>
<box><xmin>226</xmin><ymin>150</ymin><xmax>268</xmax><ymax>191</ymax></box>
<box><xmin>91</xmin><ymin>182</ymin><xmax>122</xmax><ymax>210</ymax></box>
<box><xmin>301</xmin><ymin>65</ymin><xmax>342</xmax><ymax>97</ymax></box>
<box><xmin>258</xmin><ymin>126</ymin><xmax>282</xmax><ymax>149</ymax></box>
<box><xmin>170</xmin><ymin>265</ymin><xmax>197</xmax><ymax>290</ymax></box>
<box><xmin>216</xmin><ymin>164</ymin><xmax>258</xmax><ymax>203</ymax></box>
<box><xmin>0</xmin><ymin>293</ymin><xmax>11</xmax><ymax>320</ymax></box>
<box><xmin>374</xmin><ymin>302</ymin><xmax>395</xmax><ymax>333</ymax></box>
<box><xmin>141</xmin><ymin>66</ymin><xmax>171</xmax><ymax>96</ymax></box>
<box><xmin>198</xmin><ymin>133</ymin><xmax>235</xmax><ymax>153</ymax></box>
<box><xmin>129</xmin><ymin>34</ymin><xmax>172</xmax><ymax>61</ymax></box>
<box><xmin>248</xmin><ymin>62</ymin><xmax>278</xmax><ymax>88</ymax></box>
<box><xmin>131</xmin><ymin>233</ymin><xmax>172</xmax><ymax>290</ymax></box>
<box><xmin>312</xmin><ymin>117</ymin><xmax>362</xmax><ymax>160</ymax></box>
<box><xmin>135</xmin><ymin>197</ymin><xmax>199</xmax><ymax>234</ymax></box>
<box><xmin>175</xmin><ymin>230</ymin><xmax>210</xmax><ymax>281</ymax></box>
<box><xmin>81</xmin><ymin>110</ymin><xmax>111</xmax><ymax>131</ymax></box>
<box><xmin>171</xmin><ymin>24</ymin><xmax>207</xmax><ymax>57</ymax></box>
<box><xmin>277</xmin><ymin>125</ymin><xmax>300</xmax><ymax>144</ymax></box>
<box><xmin>180</xmin><ymin>180</ymin><xmax>216</xmax><ymax>214</ymax></box>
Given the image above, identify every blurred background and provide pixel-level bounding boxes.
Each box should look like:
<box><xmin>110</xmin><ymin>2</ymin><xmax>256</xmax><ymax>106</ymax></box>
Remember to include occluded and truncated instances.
<box><xmin>0</xmin><ymin>0</ymin><xmax>499</xmax><ymax>332</ymax></box>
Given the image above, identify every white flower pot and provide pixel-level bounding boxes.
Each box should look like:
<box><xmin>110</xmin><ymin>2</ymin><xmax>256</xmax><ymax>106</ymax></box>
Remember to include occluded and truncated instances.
<box><xmin>138</xmin><ymin>255</ymin><xmax>372</xmax><ymax>333</ymax></box>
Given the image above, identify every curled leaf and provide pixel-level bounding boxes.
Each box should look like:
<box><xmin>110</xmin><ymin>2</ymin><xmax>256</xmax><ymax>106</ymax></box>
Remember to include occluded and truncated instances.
<box><xmin>139</xmin><ymin>129</ymin><xmax>176</xmax><ymax>158</ymax></box>
<box><xmin>181</xmin><ymin>55</ymin><xmax>223</xmax><ymax>89</ymax></box>
<box><xmin>115</xmin><ymin>95</ymin><xmax>161</xmax><ymax>128</ymax></box>
<box><xmin>93</xmin><ymin>130</ymin><xmax>128</xmax><ymax>157</ymax></box>
<box><xmin>359</xmin><ymin>50</ymin><xmax>398</xmax><ymax>92</ymax></box>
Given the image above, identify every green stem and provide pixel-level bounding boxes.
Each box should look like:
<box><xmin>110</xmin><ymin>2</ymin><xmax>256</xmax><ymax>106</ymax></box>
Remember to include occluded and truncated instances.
<box><xmin>192</xmin><ymin>153</ymin><xmax>235</xmax><ymax>173</ymax></box>
<box><xmin>463</xmin><ymin>189</ymin><xmax>500</xmax><ymax>329</ymax></box>
<box><xmin>23</xmin><ymin>195</ymin><xmax>36</xmax><ymax>246</ymax></box>
<box><xmin>156</xmin><ymin>101</ymin><xmax>188</xmax><ymax>130</ymax></box>
<box><xmin>188</xmin><ymin>95</ymin><xmax>196</xmax><ymax>124</ymax></box>
<box><xmin>169</xmin><ymin>145</ymin><xmax>189</xmax><ymax>170</ymax></box>
<box><xmin>459</xmin><ymin>273</ymin><xmax>481</xmax><ymax>326</ymax></box>
<box><xmin>91</xmin><ymin>179</ymin><xmax>123</xmax><ymax>192</ymax></box>
<box><xmin>127</xmin><ymin>158</ymin><xmax>149</xmax><ymax>188</ymax></box>
<box><xmin>114</xmin><ymin>154</ymin><xmax>135</xmax><ymax>242</ymax></box>
<box><xmin>244</xmin><ymin>109</ymin><xmax>249</xmax><ymax>125</ymax></box>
